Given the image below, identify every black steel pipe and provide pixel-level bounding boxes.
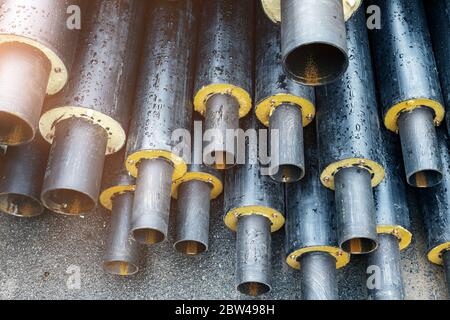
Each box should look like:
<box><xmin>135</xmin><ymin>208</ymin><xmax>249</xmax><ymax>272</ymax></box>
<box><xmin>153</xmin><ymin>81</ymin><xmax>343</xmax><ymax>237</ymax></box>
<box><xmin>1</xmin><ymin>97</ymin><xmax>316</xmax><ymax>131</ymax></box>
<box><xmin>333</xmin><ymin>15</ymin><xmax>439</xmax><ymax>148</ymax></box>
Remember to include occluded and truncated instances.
<box><xmin>41</xmin><ymin>117</ymin><xmax>108</xmax><ymax>215</ymax></box>
<box><xmin>444</xmin><ymin>250</ymin><xmax>450</xmax><ymax>299</ymax></box>
<box><xmin>236</xmin><ymin>214</ymin><xmax>272</xmax><ymax>297</ymax></box>
<box><xmin>299</xmin><ymin>252</ymin><xmax>338</xmax><ymax>301</ymax></box>
<box><xmin>281</xmin><ymin>0</ymin><xmax>348</xmax><ymax>86</ymax></box>
<box><xmin>131</xmin><ymin>159</ymin><xmax>174</xmax><ymax>245</ymax></box>
<box><xmin>334</xmin><ymin>167</ymin><xmax>378</xmax><ymax>255</ymax></box>
<box><xmin>104</xmin><ymin>192</ymin><xmax>140</xmax><ymax>276</ymax></box>
<box><xmin>269</xmin><ymin>104</ymin><xmax>304</xmax><ymax>183</ymax></box>
<box><xmin>0</xmin><ymin>137</ymin><xmax>48</xmax><ymax>217</ymax></box>
<box><xmin>420</xmin><ymin>127</ymin><xmax>450</xmax><ymax>295</ymax></box>
<box><xmin>204</xmin><ymin>94</ymin><xmax>239</xmax><ymax>170</ymax></box>
<box><xmin>0</xmin><ymin>0</ymin><xmax>83</xmax><ymax>145</ymax></box>
<box><xmin>194</xmin><ymin>0</ymin><xmax>254</xmax><ymax>169</ymax></box>
<box><xmin>426</xmin><ymin>0</ymin><xmax>450</xmax><ymax>137</ymax></box>
<box><xmin>255</xmin><ymin>6</ymin><xmax>315</xmax><ymax>183</ymax></box>
<box><xmin>369</xmin><ymin>0</ymin><xmax>444</xmax><ymax>188</ymax></box>
<box><xmin>174</xmin><ymin>180</ymin><xmax>212</xmax><ymax>255</ymax></box>
<box><xmin>398</xmin><ymin>108</ymin><xmax>442</xmax><ymax>188</ymax></box>
<box><xmin>316</xmin><ymin>7</ymin><xmax>382</xmax><ymax>255</ymax></box>
<box><xmin>367</xmin><ymin>234</ymin><xmax>405</xmax><ymax>300</ymax></box>
<box><xmin>40</xmin><ymin>0</ymin><xmax>145</xmax><ymax>215</ymax></box>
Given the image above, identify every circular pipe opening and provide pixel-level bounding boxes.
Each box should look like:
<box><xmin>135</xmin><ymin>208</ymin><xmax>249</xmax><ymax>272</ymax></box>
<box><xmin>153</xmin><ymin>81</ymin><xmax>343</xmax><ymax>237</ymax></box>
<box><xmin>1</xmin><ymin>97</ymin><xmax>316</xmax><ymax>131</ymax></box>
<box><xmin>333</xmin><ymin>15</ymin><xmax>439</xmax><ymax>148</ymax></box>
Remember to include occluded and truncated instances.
<box><xmin>270</xmin><ymin>164</ymin><xmax>305</xmax><ymax>183</ymax></box>
<box><xmin>0</xmin><ymin>112</ymin><xmax>34</xmax><ymax>146</ymax></box>
<box><xmin>284</xmin><ymin>43</ymin><xmax>348</xmax><ymax>86</ymax></box>
<box><xmin>207</xmin><ymin>151</ymin><xmax>236</xmax><ymax>170</ymax></box>
<box><xmin>237</xmin><ymin>282</ymin><xmax>271</xmax><ymax>297</ymax></box>
<box><xmin>103</xmin><ymin>261</ymin><xmax>138</xmax><ymax>276</ymax></box>
<box><xmin>341</xmin><ymin>238</ymin><xmax>378</xmax><ymax>255</ymax></box>
<box><xmin>132</xmin><ymin>228</ymin><xmax>165</xmax><ymax>245</ymax></box>
<box><xmin>174</xmin><ymin>240</ymin><xmax>207</xmax><ymax>256</ymax></box>
<box><xmin>0</xmin><ymin>193</ymin><xmax>43</xmax><ymax>217</ymax></box>
<box><xmin>407</xmin><ymin>170</ymin><xmax>443</xmax><ymax>188</ymax></box>
<box><xmin>41</xmin><ymin>189</ymin><xmax>96</xmax><ymax>216</ymax></box>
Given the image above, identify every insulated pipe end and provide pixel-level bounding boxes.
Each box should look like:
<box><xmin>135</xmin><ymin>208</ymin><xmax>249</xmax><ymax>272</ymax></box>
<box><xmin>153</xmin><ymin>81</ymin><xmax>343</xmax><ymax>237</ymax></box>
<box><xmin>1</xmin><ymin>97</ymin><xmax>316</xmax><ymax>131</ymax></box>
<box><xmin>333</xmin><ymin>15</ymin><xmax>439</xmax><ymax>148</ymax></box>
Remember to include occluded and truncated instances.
<box><xmin>270</xmin><ymin>165</ymin><xmax>305</xmax><ymax>184</ymax></box>
<box><xmin>0</xmin><ymin>193</ymin><xmax>44</xmax><ymax>218</ymax></box>
<box><xmin>282</xmin><ymin>43</ymin><xmax>349</xmax><ymax>86</ymax></box>
<box><xmin>174</xmin><ymin>241</ymin><xmax>208</xmax><ymax>256</ymax></box>
<box><xmin>341</xmin><ymin>238</ymin><xmax>378</xmax><ymax>255</ymax></box>
<box><xmin>398</xmin><ymin>107</ymin><xmax>443</xmax><ymax>188</ymax></box>
<box><xmin>237</xmin><ymin>282</ymin><xmax>272</xmax><ymax>297</ymax></box>
<box><xmin>103</xmin><ymin>261</ymin><xmax>139</xmax><ymax>277</ymax></box>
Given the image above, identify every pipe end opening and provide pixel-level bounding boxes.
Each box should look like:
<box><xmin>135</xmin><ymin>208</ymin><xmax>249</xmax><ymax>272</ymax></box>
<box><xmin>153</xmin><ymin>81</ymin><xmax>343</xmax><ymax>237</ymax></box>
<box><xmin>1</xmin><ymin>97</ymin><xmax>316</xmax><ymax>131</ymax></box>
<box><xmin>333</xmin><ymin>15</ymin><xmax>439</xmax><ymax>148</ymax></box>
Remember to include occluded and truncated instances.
<box><xmin>174</xmin><ymin>240</ymin><xmax>207</xmax><ymax>256</ymax></box>
<box><xmin>0</xmin><ymin>193</ymin><xmax>43</xmax><ymax>217</ymax></box>
<box><xmin>284</xmin><ymin>43</ymin><xmax>348</xmax><ymax>86</ymax></box>
<box><xmin>41</xmin><ymin>189</ymin><xmax>96</xmax><ymax>216</ymax></box>
<box><xmin>132</xmin><ymin>228</ymin><xmax>165</xmax><ymax>246</ymax></box>
<box><xmin>103</xmin><ymin>261</ymin><xmax>138</xmax><ymax>276</ymax></box>
<box><xmin>408</xmin><ymin>170</ymin><xmax>443</xmax><ymax>188</ymax></box>
<box><xmin>0</xmin><ymin>112</ymin><xmax>34</xmax><ymax>146</ymax></box>
<box><xmin>237</xmin><ymin>282</ymin><xmax>271</xmax><ymax>297</ymax></box>
<box><xmin>342</xmin><ymin>238</ymin><xmax>378</xmax><ymax>255</ymax></box>
<box><xmin>270</xmin><ymin>164</ymin><xmax>305</xmax><ymax>183</ymax></box>
<box><xmin>206</xmin><ymin>151</ymin><xmax>236</xmax><ymax>170</ymax></box>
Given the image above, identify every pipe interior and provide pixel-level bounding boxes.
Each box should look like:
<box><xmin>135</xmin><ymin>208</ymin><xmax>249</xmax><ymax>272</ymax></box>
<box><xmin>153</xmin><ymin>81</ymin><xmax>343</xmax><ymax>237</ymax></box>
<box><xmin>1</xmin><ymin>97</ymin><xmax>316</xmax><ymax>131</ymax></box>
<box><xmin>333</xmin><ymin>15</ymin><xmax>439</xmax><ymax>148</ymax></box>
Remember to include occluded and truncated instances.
<box><xmin>342</xmin><ymin>237</ymin><xmax>378</xmax><ymax>255</ymax></box>
<box><xmin>41</xmin><ymin>188</ymin><xmax>95</xmax><ymax>215</ymax></box>
<box><xmin>0</xmin><ymin>193</ymin><xmax>43</xmax><ymax>217</ymax></box>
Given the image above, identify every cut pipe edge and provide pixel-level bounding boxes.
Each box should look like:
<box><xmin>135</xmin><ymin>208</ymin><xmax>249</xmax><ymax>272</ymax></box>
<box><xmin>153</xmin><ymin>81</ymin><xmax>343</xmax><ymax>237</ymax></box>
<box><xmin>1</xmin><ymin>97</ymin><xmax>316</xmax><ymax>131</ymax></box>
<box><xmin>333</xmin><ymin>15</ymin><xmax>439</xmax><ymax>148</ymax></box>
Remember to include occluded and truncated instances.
<box><xmin>0</xmin><ymin>42</ymin><xmax>51</xmax><ymax>146</ymax></box>
<box><xmin>299</xmin><ymin>252</ymin><xmax>338</xmax><ymax>300</ymax></box>
<box><xmin>269</xmin><ymin>103</ymin><xmax>305</xmax><ymax>183</ymax></box>
<box><xmin>203</xmin><ymin>93</ymin><xmax>240</xmax><ymax>170</ymax></box>
<box><xmin>174</xmin><ymin>180</ymin><xmax>212</xmax><ymax>256</ymax></box>
<box><xmin>367</xmin><ymin>233</ymin><xmax>405</xmax><ymax>300</ymax></box>
<box><xmin>41</xmin><ymin>117</ymin><xmax>108</xmax><ymax>215</ymax></box>
<box><xmin>0</xmin><ymin>193</ymin><xmax>44</xmax><ymax>218</ymax></box>
<box><xmin>398</xmin><ymin>107</ymin><xmax>443</xmax><ymax>188</ymax></box>
<box><xmin>236</xmin><ymin>214</ymin><xmax>272</xmax><ymax>297</ymax></box>
<box><xmin>131</xmin><ymin>158</ymin><xmax>174</xmax><ymax>246</ymax></box>
<box><xmin>334</xmin><ymin>167</ymin><xmax>379</xmax><ymax>255</ymax></box>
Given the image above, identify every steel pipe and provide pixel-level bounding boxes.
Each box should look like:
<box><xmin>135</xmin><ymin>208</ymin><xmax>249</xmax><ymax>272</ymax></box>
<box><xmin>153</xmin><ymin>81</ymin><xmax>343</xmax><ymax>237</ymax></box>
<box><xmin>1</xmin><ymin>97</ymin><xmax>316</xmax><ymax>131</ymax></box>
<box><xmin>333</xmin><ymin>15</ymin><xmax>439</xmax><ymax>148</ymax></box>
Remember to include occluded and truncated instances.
<box><xmin>236</xmin><ymin>215</ymin><xmax>272</xmax><ymax>297</ymax></box>
<box><xmin>0</xmin><ymin>137</ymin><xmax>48</xmax><ymax>217</ymax></box>
<box><xmin>255</xmin><ymin>5</ymin><xmax>315</xmax><ymax>183</ymax></box>
<box><xmin>194</xmin><ymin>0</ymin><xmax>254</xmax><ymax>169</ymax></box>
<box><xmin>334</xmin><ymin>167</ymin><xmax>378</xmax><ymax>254</ymax></box>
<box><xmin>444</xmin><ymin>250</ymin><xmax>450</xmax><ymax>298</ymax></box>
<box><xmin>299</xmin><ymin>252</ymin><xmax>338</xmax><ymax>301</ymax></box>
<box><xmin>426</xmin><ymin>0</ymin><xmax>450</xmax><ymax>137</ymax></box>
<box><xmin>0</xmin><ymin>0</ymin><xmax>83</xmax><ymax>146</ymax></box>
<box><xmin>369</xmin><ymin>0</ymin><xmax>444</xmax><ymax>188</ymax></box>
<box><xmin>367</xmin><ymin>234</ymin><xmax>405</xmax><ymax>300</ymax></box>
<box><xmin>316</xmin><ymin>7</ymin><xmax>382</xmax><ymax>255</ymax></box>
<box><xmin>281</xmin><ymin>0</ymin><xmax>348</xmax><ymax>85</ymax></box>
<box><xmin>40</xmin><ymin>0</ymin><xmax>145</xmax><ymax>215</ymax></box>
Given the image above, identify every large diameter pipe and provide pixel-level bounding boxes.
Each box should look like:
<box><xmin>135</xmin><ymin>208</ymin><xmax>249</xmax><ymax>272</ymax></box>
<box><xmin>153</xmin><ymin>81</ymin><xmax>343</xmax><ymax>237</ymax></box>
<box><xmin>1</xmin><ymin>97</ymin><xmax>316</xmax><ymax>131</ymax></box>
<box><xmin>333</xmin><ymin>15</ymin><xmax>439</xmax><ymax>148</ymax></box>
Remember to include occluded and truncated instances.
<box><xmin>131</xmin><ymin>159</ymin><xmax>174</xmax><ymax>245</ymax></box>
<box><xmin>41</xmin><ymin>118</ymin><xmax>108</xmax><ymax>215</ymax></box>
<box><xmin>0</xmin><ymin>0</ymin><xmax>83</xmax><ymax>146</ymax></box>
<box><xmin>236</xmin><ymin>215</ymin><xmax>272</xmax><ymax>297</ymax></box>
<box><xmin>0</xmin><ymin>137</ymin><xmax>48</xmax><ymax>217</ymax></box>
<box><xmin>369</xmin><ymin>0</ymin><xmax>444</xmax><ymax>188</ymax></box>
<box><xmin>334</xmin><ymin>167</ymin><xmax>378</xmax><ymax>254</ymax></box>
<box><xmin>104</xmin><ymin>191</ymin><xmax>140</xmax><ymax>276</ymax></box>
<box><xmin>299</xmin><ymin>252</ymin><xmax>338</xmax><ymax>300</ymax></box>
<box><xmin>367</xmin><ymin>234</ymin><xmax>405</xmax><ymax>300</ymax></box>
<box><xmin>194</xmin><ymin>0</ymin><xmax>254</xmax><ymax>169</ymax></box>
<box><xmin>281</xmin><ymin>0</ymin><xmax>348</xmax><ymax>86</ymax></box>
<box><xmin>174</xmin><ymin>180</ymin><xmax>212</xmax><ymax>255</ymax></box>
<box><xmin>269</xmin><ymin>104</ymin><xmax>305</xmax><ymax>183</ymax></box>
<box><xmin>444</xmin><ymin>250</ymin><xmax>450</xmax><ymax>299</ymax></box>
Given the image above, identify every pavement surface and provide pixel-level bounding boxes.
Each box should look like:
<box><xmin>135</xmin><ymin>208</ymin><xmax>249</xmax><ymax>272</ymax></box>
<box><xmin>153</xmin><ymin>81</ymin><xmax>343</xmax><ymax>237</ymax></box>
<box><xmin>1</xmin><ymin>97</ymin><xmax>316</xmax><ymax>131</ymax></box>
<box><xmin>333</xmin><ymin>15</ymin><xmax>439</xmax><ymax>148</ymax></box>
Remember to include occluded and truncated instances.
<box><xmin>0</xmin><ymin>187</ymin><xmax>447</xmax><ymax>300</ymax></box>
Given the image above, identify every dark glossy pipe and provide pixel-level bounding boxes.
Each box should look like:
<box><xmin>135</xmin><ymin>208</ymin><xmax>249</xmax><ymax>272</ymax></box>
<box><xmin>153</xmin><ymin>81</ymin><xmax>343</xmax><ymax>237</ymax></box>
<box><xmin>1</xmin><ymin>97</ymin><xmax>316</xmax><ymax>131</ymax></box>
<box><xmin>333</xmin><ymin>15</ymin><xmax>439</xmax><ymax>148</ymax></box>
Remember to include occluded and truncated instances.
<box><xmin>444</xmin><ymin>250</ymin><xmax>450</xmax><ymax>298</ymax></box>
<box><xmin>269</xmin><ymin>104</ymin><xmax>304</xmax><ymax>183</ymax></box>
<box><xmin>194</xmin><ymin>0</ymin><xmax>254</xmax><ymax>169</ymax></box>
<box><xmin>41</xmin><ymin>117</ymin><xmax>108</xmax><ymax>215</ymax></box>
<box><xmin>335</xmin><ymin>167</ymin><xmax>378</xmax><ymax>254</ymax></box>
<box><xmin>369</xmin><ymin>0</ymin><xmax>444</xmax><ymax>188</ymax></box>
<box><xmin>300</xmin><ymin>252</ymin><xmax>338</xmax><ymax>300</ymax></box>
<box><xmin>104</xmin><ymin>191</ymin><xmax>140</xmax><ymax>276</ymax></box>
<box><xmin>367</xmin><ymin>234</ymin><xmax>404</xmax><ymax>300</ymax></box>
<box><xmin>0</xmin><ymin>137</ymin><xmax>48</xmax><ymax>217</ymax></box>
<box><xmin>426</xmin><ymin>0</ymin><xmax>450</xmax><ymax>137</ymax></box>
<box><xmin>236</xmin><ymin>214</ymin><xmax>272</xmax><ymax>297</ymax></box>
<box><xmin>0</xmin><ymin>0</ymin><xmax>83</xmax><ymax>146</ymax></box>
<box><xmin>131</xmin><ymin>158</ymin><xmax>174</xmax><ymax>245</ymax></box>
<box><xmin>174</xmin><ymin>180</ymin><xmax>212</xmax><ymax>255</ymax></box>
<box><xmin>281</xmin><ymin>0</ymin><xmax>348</xmax><ymax>85</ymax></box>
